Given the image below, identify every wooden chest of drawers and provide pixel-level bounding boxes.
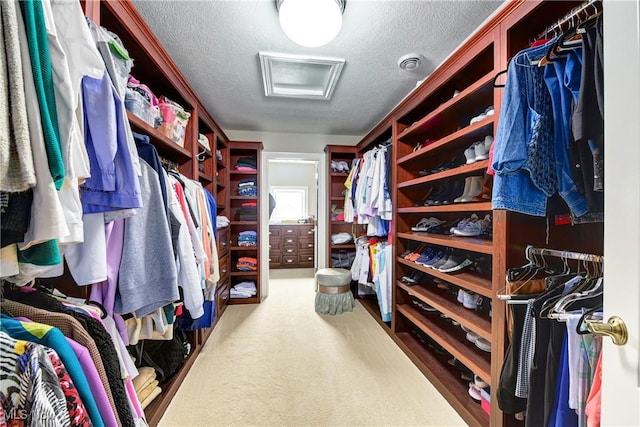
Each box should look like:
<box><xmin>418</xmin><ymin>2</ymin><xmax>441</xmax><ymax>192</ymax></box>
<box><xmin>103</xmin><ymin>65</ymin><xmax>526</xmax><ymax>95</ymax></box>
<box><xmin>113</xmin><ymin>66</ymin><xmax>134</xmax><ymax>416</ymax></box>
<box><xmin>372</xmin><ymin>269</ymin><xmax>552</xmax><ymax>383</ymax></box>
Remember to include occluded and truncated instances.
<box><xmin>269</xmin><ymin>224</ymin><xmax>315</xmax><ymax>269</ymax></box>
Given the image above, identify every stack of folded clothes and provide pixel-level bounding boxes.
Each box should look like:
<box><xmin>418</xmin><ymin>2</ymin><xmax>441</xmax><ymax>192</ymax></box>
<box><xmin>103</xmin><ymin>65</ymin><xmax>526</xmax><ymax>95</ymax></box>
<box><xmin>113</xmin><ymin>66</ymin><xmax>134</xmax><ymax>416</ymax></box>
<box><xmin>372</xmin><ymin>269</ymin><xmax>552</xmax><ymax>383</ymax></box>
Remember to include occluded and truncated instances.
<box><xmin>237</xmin><ymin>177</ymin><xmax>257</xmax><ymax>196</ymax></box>
<box><xmin>236</xmin><ymin>206</ymin><xmax>257</xmax><ymax>221</ymax></box>
<box><xmin>236</xmin><ymin>257</ymin><xmax>257</xmax><ymax>271</ymax></box>
<box><xmin>133</xmin><ymin>367</ymin><xmax>162</xmax><ymax>410</ymax></box>
<box><xmin>234</xmin><ymin>156</ymin><xmax>257</xmax><ymax>171</ymax></box>
<box><xmin>238</xmin><ymin>230</ymin><xmax>257</xmax><ymax>246</ymax></box>
<box><xmin>231</xmin><ymin>281</ymin><xmax>257</xmax><ymax>298</ymax></box>
<box><xmin>217</xmin><ymin>215</ymin><xmax>230</xmax><ymax>228</ymax></box>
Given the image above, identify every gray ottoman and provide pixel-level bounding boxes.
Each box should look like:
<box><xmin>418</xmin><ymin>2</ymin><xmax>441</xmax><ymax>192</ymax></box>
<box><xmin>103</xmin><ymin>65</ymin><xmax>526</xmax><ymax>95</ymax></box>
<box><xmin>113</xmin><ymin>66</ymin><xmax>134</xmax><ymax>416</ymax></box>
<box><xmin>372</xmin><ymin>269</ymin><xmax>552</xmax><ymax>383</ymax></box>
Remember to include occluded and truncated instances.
<box><xmin>314</xmin><ymin>268</ymin><xmax>355</xmax><ymax>315</ymax></box>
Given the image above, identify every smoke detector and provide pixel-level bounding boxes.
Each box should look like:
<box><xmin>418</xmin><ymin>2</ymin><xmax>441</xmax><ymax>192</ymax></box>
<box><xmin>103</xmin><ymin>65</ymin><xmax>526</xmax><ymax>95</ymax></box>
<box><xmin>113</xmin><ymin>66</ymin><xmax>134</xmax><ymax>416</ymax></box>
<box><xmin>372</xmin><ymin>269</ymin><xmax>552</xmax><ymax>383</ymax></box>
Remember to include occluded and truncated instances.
<box><xmin>398</xmin><ymin>53</ymin><xmax>424</xmax><ymax>71</ymax></box>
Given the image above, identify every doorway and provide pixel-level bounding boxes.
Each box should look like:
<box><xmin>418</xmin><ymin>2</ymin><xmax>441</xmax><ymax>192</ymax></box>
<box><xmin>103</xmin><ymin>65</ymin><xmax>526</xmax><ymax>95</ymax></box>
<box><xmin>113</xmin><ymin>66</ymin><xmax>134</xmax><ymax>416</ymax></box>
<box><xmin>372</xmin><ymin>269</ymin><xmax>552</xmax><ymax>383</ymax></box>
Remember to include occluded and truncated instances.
<box><xmin>260</xmin><ymin>152</ymin><xmax>327</xmax><ymax>299</ymax></box>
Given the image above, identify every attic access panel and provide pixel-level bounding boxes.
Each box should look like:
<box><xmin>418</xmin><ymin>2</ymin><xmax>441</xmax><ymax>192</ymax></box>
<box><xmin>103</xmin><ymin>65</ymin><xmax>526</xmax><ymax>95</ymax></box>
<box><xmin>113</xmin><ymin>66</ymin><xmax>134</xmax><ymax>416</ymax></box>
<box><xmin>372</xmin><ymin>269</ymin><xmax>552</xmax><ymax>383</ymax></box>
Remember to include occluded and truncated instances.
<box><xmin>259</xmin><ymin>52</ymin><xmax>345</xmax><ymax>100</ymax></box>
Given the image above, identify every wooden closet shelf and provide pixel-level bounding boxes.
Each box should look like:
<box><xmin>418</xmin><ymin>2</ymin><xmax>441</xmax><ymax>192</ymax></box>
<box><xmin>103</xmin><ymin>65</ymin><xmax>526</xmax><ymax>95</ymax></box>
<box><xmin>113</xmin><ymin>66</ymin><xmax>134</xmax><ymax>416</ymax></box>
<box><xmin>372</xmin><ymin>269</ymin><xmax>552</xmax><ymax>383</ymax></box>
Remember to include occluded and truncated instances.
<box><xmin>397</xmin><ymin>304</ymin><xmax>491</xmax><ymax>384</ymax></box>
<box><xmin>397</xmin><ymin>202</ymin><xmax>492</xmax><ymax>214</ymax></box>
<box><xmin>331</xmin><ymin>244</ymin><xmax>356</xmax><ymax>249</ymax></box>
<box><xmin>397</xmin><ymin>117</ymin><xmax>494</xmax><ymax>165</ymax></box>
<box><xmin>231</xmin><ymin>221</ymin><xmax>258</xmax><ymax>225</ymax></box>
<box><xmin>398</xmin><ymin>160</ymin><xmax>490</xmax><ymax>189</ymax></box>
<box><xmin>397</xmin><ymin>281</ymin><xmax>491</xmax><ymax>340</ymax></box>
<box><xmin>230</xmin><ymin>246</ymin><xmax>258</xmax><ymax>251</ymax></box>
<box><xmin>127</xmin><ymin>112</ymin><xmax>191</xmax><ymax>160</ymax></box>
<box><xmin>230</xmin><ymin>271</ymin><xmax>259</xmax><ymax>276</ymax></box>
<box><xmin>331</xmin><ymin>172</ymin><xmax>350</xmax><ymax>177</ymax></box>
<box><xmin>229</xmin><ymin>296</ymin><xmax>260</xmax><ymax>305</ymax></box>
<box><xmin>398</xmin><ymin>71</ymin><xmax>495</xmax><ymax>141</ymax></box>
<box><xmin>198</xmin><ymin>171</ymin><xmax>213</xmax><ymax>183</ymax></box>
<box><xmin>230</xmin><ymin>170</ymin><xmax>258</xmax><ymax>175</ymax></box>
<box><xmin>231</xmin><ymin>196</ymin><xmax>257</xmax><ymax>200</ymax></box>
<box><xmin>396</xmin><ymin>232</ymin><xmax>493</xmax><ymax>255</ymax></box>
<box><xmin>358</xmin><ymin>298</ymin><xmax>391</xmax><ymax>333</ymax></box>
<box><xmin>395</xmin><ymin>332</ymin><xmax>490</xmax><ymax>427</ymax></box>
<box><xmin>397</xmin><ymin>257</ymin><xmax>492</xmax><ymax>298</ymax></box>
<box><xmin>331</xmin><ymin>196</ymin><xmax>346</xmax><ymax>201</ymax></box>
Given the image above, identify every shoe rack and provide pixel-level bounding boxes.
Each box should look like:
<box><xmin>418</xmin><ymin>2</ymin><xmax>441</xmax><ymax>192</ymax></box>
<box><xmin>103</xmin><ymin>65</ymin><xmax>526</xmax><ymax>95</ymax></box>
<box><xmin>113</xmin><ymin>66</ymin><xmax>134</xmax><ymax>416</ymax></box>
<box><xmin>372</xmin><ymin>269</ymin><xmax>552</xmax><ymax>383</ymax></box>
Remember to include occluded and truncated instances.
<box><xmin>228</xmin><ymin>141</ymin><xmax>263</xmax><ymax>304</ymax></box>
<box><xmin>392</xmin><ymin>31</ymin><xmax>497</xmax><ymax>426</ymax></box>
<box><xmin>328</xmin><ymin>2</ymin><xmax>602</xmax><ymax>426</ymax></box>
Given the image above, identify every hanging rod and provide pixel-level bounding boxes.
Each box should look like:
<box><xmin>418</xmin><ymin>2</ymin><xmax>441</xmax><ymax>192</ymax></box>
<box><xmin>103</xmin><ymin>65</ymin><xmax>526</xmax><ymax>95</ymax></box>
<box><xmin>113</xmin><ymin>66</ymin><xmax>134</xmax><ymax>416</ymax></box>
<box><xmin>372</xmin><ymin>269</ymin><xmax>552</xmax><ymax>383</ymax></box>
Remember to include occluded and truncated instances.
<box><xmin>527</xmin><ymin>245</ymin><xmax>603</xmax><ymax>264</ymax></box>
<box><xmin>535</xmin><ymin>0</ymin><xmax>602</xmax><ymax>41</ymax></box>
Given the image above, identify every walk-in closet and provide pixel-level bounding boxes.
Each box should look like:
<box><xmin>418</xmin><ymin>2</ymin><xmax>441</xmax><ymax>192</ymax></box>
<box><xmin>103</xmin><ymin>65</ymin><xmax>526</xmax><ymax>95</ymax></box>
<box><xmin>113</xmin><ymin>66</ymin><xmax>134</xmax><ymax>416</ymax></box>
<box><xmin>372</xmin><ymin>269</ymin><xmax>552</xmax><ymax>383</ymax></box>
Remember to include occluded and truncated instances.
<box><xmin>1</xmin><ymin>0</ymin><xmax>637</xmax><ymax>426</ymax></box>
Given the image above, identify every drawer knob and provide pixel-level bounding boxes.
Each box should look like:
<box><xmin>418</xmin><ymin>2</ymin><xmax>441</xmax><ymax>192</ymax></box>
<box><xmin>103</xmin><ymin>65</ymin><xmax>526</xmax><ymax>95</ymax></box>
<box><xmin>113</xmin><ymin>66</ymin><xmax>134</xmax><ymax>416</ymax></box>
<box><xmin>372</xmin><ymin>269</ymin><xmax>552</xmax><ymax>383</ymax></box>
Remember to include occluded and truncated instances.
<box><xmin>222</xmin><ymin>242</ymin><xmax>227</xmax><ymax>246</ymax></box>
<box><xmin>222</xmin><ymin>269</ymin><xmax>227</xmax><ymax>274</ymax></box>
<box><xmin>308</xmin><ymin>257</ymin><xmax>312</xmax><ymax>261</ymax></box>
<box><xmin>287</xmin><ymin>249</ymin><xmax>293</xmax><ymax>253</ymax></box>
<box><xmin>308</xmin><ymin>244</ymin><xmax>312</xmax><ymax>247</ymax></box>
<box><xmin>287</xmin><ymin>259</ymin><xmax>293</xmax><ymax>263</ymax></box>
<box><xmin>307</xmin><ymin>230</ymin><xmax>313</xmax><ymax>234</ymax></box>
<box><xmin>269</xmin><ymin>245</ymin><xmax>271</xmax><ymax>248</ymax></box>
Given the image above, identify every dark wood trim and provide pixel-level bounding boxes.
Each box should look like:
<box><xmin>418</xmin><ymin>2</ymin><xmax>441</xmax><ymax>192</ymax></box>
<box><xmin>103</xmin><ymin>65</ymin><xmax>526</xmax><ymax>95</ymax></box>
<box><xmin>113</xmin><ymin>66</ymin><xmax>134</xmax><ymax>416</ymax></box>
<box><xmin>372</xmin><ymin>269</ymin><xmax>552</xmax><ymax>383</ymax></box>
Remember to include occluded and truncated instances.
<box><xmin>396</xmin><ymin>232</ymin><xmax>494</xmax><ymax>255</ymax></box>
<box><xmin>397</xmin><ymin>161</ymin><xmax>490</xmax><ymax>188</ymax></box>
<box><xmin>397</xmin><ymin>202</ymin><xmax>493</xmax><ymax>214</ymax></box>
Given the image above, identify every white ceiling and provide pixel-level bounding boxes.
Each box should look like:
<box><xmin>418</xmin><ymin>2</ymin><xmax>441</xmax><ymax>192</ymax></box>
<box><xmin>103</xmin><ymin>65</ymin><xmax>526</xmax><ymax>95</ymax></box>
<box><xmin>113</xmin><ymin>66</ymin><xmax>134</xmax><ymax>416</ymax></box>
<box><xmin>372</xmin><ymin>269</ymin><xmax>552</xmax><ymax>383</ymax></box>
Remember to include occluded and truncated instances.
<box><xmin>132</xmin><ymin>0</ymin><xmax>504</xmax><ymax>137</ymax></box>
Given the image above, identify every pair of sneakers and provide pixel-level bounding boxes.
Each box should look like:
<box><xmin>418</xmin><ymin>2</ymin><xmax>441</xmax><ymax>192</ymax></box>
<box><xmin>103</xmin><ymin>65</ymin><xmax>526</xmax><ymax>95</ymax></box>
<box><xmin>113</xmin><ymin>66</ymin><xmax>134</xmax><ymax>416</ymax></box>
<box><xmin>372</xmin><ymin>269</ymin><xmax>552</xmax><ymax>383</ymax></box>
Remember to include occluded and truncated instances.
<box><xmin>451</xmin><ymin>214</ymin><xmax>492</xmax><ymax>237</ymax></box>
<box><xmin>418</xmin><ymin>249</ymin><xmax>474</xmax><ymax>274</ymax></box>
<box><xmin>457</xmin><ymin>289</ymin><xmax>482</xmax><ymax>309</ymax></box>
<box><xmin>469</xmin><ymin>106</ymin><xmax>495</xmax><ymax>126</ymax></box>
<box><xmin>464</xmin><ymin>136</ymin><xmax>494</xmax><ymax>164</ymax></box>
<box><xmin>462</xmin><ymin>326</ymin><xmax>492</xmax><ymax>353</ymax></box>
<box><xmin>330</xmin><ymin>160</ymin><xmax>350</xmax><ymax>173</ymax></box>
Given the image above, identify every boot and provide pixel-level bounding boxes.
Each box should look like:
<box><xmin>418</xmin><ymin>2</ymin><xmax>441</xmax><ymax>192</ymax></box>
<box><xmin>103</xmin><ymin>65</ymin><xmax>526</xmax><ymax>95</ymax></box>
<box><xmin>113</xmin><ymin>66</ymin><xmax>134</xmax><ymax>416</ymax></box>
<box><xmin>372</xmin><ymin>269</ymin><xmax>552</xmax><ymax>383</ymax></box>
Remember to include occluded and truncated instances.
<box><xmin>473</xmin><ymin>174</ymin><xmax>493</xmax><ymax>201</ymax></box>
<box><xmin>460</xmin><ymin>176</ymin><xmax>483</xmax><ymax>202</ymax></box>
<box><xmin>454</xmin><ymin>177</ymin><xmax>473</xmax><ymax>203</ymax></box>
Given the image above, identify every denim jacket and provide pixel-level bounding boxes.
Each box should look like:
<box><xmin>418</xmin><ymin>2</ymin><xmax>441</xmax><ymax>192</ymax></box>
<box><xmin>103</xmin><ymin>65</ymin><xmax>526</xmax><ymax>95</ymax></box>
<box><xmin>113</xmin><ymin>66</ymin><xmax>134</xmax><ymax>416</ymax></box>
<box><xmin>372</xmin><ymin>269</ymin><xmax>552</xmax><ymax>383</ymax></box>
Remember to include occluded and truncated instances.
<box><xmin>492</xmin><ymin>42</ymin><xmax>556</xmax><ymax>216</ymax></box>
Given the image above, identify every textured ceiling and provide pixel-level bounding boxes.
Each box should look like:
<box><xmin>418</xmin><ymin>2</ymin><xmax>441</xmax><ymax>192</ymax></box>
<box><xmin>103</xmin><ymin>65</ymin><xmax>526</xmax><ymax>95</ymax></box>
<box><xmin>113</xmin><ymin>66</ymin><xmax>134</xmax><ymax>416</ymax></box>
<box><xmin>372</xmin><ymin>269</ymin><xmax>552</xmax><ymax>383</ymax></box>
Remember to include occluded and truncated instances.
<box><xmin>132</xmin><ymin>0</ymin><xmax>504</xmax><ymax>136</ymax></box>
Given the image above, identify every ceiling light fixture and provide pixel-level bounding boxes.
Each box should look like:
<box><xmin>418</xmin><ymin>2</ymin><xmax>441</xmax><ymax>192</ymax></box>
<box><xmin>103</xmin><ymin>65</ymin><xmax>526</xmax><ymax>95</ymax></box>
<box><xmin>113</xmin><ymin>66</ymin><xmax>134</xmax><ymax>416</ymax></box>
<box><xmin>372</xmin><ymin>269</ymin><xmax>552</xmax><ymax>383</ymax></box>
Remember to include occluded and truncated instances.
<box><xmin>276</xmin><ymin>0</ymin><xmax>346</xmax><ymax>48</ymax></box>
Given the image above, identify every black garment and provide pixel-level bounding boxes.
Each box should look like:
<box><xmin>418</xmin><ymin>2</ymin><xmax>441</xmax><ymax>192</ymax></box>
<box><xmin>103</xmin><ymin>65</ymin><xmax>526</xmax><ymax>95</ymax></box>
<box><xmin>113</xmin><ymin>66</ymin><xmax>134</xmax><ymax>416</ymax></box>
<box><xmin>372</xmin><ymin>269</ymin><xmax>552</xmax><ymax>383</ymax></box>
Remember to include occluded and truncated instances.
<box><xmin>4</xmin><ymin>288</ymin><xmax>137</xmax><ymax>427</ymax></box>
<box><xmin>572</xmin><ymin>19</ymin><xmax>604</xmax><ymax>193</ymax></box>
<box><xmin>497</xmin><ymin>297</ymin><xmax>530</xmax><ymax>415</ymax></box>
<box><xmin>133</xmin><ymin>132</ymin><xmax>169</xmax><ymax>220</ymax></box>
<box><xmin>0</xmin><ymin>190</ymin><xmax>33</xmax><ymax>247</ymax></box>
<box><xmin>526</xmin><ymin>282</ymin><xmax>568</xmax><ymax>427</ymax></box>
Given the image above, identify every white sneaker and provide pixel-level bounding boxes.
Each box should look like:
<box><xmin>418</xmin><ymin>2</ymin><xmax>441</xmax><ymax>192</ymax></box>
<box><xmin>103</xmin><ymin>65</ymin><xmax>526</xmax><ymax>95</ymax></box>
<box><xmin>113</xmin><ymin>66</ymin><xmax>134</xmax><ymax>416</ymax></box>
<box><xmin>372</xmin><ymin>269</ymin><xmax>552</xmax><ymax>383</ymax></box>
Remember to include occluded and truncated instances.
<box><xmin>464</xmin><ymin>146</ymin><xmax>477</xmax><ymax>164</ymax></box>
<box><xmin>474</xmin><ymin>141</ymin><xmax>489</xmax><ymax>161</ymax></box>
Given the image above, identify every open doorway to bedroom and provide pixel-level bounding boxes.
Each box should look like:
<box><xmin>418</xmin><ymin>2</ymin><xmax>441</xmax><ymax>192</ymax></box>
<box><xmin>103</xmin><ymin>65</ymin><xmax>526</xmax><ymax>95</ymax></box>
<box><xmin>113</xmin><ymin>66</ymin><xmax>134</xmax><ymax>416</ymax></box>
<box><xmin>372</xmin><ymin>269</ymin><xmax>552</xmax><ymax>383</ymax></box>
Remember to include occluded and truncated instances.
<box><xmin>266</xmin><ymin>158</ymin><xmax>320</xmax><ymax>282</ymax></box>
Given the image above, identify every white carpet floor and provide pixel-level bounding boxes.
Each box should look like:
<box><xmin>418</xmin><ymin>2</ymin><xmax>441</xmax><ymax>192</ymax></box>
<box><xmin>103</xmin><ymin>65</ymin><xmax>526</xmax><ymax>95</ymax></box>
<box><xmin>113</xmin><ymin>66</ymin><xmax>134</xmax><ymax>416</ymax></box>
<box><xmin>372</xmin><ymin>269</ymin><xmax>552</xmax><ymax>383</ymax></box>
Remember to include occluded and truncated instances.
<box><xmin>158</xmin><ymin>271</ymin><xmax>465</xmax><ymax>427</ymax></box>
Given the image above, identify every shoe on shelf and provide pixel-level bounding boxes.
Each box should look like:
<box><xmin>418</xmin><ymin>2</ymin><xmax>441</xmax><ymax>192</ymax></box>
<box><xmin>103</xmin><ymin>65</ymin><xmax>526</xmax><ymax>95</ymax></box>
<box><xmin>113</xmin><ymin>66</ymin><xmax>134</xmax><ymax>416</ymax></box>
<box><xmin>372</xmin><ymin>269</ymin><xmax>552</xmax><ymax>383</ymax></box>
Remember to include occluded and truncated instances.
<box><xmin>422</xmin><ymin>249</ymin><xmax>447</xmax><ymax>268</ymax></box>
<box><xmin>454</xmin><ymin>177</ymin><xmax>474</xmax><ymax>203</ymax></box>
<box><xmin>475</xmin><ymin>337</ymin><xmax>492</xmax><ymax>353</ymax></box>
<box><xmin>457</xmin><ymin>289</ymin><xmax>466</xmax><ymax>303</ymax></box>
<box><xmin>466</xmin><ymin>331</ymin><xmax>481</xmax><ymax>344</ymax></box>
<box><xmin>464</xmin><ymin>144</ymin><xmax>479</xmax><ymax>165</ymax></box>
<box><xmin>474</xmin><ymin>375</ymin><xmax>489</xmax><ymax>389</ymax></box>
<box><xmin>474</xmin><ymin>140</ymin><xmax>490</xmax><ymax>161</ymax></box>
<box><xmin>463</xmin><ymin>292</ymin><xmax>482</xmax><ymax>310</ymax></box>
<box><xmin>430</xmin><ymin>252</ymin><xmax>453</xmax><ymax>270</ymax></box>
<box><xmin>438</xmin><ymin>254</ymin><xmax>474</xmax><ymax>274</ymax></box>
<box><xmin>468</xmin><ymin>383</ymin><xmax>482</xmax><ymax>402</ymax></box>
<box><xmin>469</xmin><ymin>106</ymin><xmax>495</xmax><ymax>126</ymax></box>
<box><xmin>415</xmin><ymin>247</ymin><xmax>437</xmax><ymax>265</ymax></box>
<box><xmin>440</xmin><ymin>178</ymin><xmax>466</xmax><ymax>205</ymax></box>
<box><xmin>458</xmin><ymin>176</ymin><xmax>484</xmax><ymax>203</ymax></box>
<box><xmin>411</xmin><ymin>217</ymin><xmax>446</xmax><ymax>232</ymax></box>
<box><xmin>452</xmin><ymin>214</ymin><xmax>492</xmax><ymax>237</ymax></box>
<box><xmin>337</xmin><ymin>161</ymin><xmax>350</xmax><ymax>172</ymax></box>
<box><xmin>483</xmin><ymin>135</ymin><xmax>494</xmax><ymax>151</ymax></box>
<box><xmin>473</xmin><ymin>174</ymin><xmax>493</xmax><ymax>202</ymax></box>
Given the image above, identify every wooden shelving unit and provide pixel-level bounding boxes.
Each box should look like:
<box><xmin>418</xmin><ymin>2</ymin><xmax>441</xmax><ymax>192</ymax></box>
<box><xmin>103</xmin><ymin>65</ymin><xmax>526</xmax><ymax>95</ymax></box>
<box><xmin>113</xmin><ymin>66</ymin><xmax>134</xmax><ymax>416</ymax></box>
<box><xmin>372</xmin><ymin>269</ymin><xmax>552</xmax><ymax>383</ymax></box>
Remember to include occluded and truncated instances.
<box><xmin>228</xmin><ymin>141</ymin><xmax>263</xmax><ymax>305</ymax></box>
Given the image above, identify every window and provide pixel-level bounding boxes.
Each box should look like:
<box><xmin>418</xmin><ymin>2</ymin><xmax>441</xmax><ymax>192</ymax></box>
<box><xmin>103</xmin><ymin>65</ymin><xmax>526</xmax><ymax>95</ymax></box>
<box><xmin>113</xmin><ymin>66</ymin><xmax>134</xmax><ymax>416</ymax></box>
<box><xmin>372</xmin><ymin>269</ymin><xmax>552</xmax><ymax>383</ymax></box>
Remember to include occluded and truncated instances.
<box><xmin>270</xmin><ymin>186</ymin><xmax>307</xmax><ymax>221</ymax></box>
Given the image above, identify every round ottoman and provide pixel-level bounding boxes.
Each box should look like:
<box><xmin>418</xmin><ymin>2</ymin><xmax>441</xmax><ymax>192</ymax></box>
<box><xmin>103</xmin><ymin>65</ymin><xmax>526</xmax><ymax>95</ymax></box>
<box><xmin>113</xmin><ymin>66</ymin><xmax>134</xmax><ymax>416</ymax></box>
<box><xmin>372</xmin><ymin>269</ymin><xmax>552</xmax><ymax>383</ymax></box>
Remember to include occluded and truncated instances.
<box><xmin>314</xmin><ymin>268</ymin><xmax>355</xmax><ymax>315</ymax></box>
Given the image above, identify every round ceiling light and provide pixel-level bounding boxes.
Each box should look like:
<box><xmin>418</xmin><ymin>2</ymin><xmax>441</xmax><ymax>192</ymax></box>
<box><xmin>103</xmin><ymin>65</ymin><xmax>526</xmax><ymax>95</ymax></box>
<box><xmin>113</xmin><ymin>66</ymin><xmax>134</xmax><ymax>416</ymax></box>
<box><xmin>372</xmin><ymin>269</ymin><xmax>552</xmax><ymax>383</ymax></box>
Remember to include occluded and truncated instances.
<box><xmin>398</xmin><ymin>53</ymin><xmax>425</xmax><ymax>71</ymax></box>
<box><xmin>277</xmin><ymin>0</ymin><xmax>345</xmax><ymax>48</ymax></box>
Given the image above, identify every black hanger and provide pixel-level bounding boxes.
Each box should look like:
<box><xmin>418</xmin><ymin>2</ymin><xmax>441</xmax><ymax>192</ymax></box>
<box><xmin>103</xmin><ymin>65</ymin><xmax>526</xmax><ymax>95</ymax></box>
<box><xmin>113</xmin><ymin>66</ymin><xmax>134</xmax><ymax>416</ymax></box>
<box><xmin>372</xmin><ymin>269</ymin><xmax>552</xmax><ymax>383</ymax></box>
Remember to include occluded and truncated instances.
<box><xmin>492</xmin><ymin>69</ymin><xmax>508</xmax><ymax>88</ymax></box>
<box><xmin>576</xmin><ymin>304</ymin><xmax>604</xmax><ymax>335</ymax></box>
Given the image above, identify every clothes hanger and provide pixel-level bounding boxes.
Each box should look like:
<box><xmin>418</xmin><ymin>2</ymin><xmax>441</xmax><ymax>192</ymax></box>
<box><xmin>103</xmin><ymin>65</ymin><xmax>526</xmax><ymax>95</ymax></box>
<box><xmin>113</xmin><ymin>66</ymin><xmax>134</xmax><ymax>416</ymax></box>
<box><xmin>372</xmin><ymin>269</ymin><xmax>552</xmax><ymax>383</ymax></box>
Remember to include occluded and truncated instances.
<box><xmin>576</xmin><ymin>304</ymin><xmax>604</xmax><ymax>335</ymax></box>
